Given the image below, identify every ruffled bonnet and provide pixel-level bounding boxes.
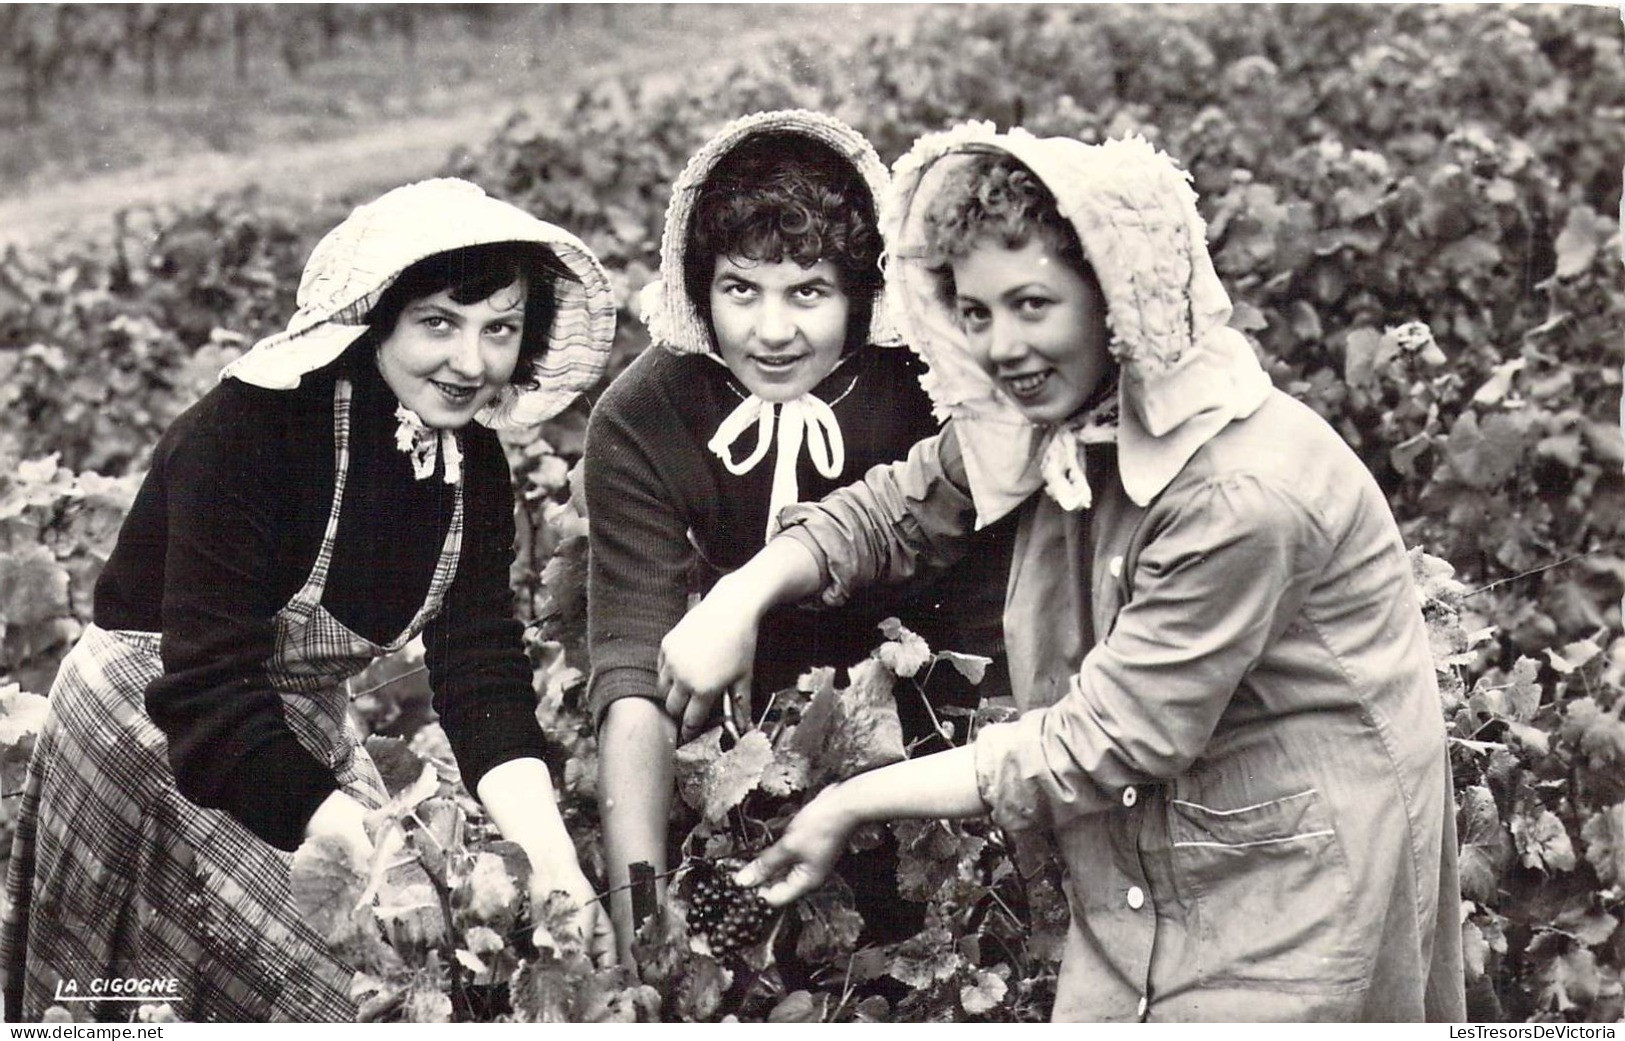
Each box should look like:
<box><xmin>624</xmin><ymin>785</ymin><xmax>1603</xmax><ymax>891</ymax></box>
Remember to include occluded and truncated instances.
<box><xmin>220</xmin><ymin>177</ymin><xmax>616</xmax><ymax>429</ymax></box>
<box><xmin>881</xmin><ymin>123</ymin><xmax>1274</xmax><ymax>527</ymax></box>
<box><xmin>637</xmin><ymin>108</ymin><xmax>901</xmax><ymax>354</ymax></box>
<box><xmin>635</xmin><ymin>110</ymin><xmax>904</xmax><ymax>543</ymax></box>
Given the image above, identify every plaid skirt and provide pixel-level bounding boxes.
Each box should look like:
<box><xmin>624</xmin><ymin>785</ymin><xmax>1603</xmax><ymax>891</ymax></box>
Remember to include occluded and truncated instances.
<box><xmin>1</xmin><ymin>625</ymin><xmax>385</xmax><ymax>1023</ymax></box>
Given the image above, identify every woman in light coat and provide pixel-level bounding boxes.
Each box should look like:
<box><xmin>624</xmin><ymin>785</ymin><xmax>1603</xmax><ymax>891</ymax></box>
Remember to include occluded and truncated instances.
<box><xmin>657</xmin><ymin>126</ymin><xmax>1467</xmax><ymax>1022</ymax></box>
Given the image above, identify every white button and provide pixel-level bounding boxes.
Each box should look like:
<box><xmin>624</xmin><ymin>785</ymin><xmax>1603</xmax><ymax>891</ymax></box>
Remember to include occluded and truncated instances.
<box><xmin>1136</xmin><ymin>995</ymin><xmax>1149</xmax><ymax>1020</ymax></box>
<box><xmin>1121</xmin><ymin>785</ymin><xmax>1138</xmax><ymax>808</ymax></box>
<box><xmin>1127</xmin><ymin>885</ymin><xmax>1145</xmax><ymax>910</ymax></box>
<box><xmin>1108</xmin><ymin>555</ymin><xmax>1124</xmax><ymax>578</ymax></box>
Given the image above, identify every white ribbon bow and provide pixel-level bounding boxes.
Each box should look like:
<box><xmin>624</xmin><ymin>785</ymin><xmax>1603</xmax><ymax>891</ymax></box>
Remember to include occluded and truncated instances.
<box><xmin>708</xmin><ymin>394</ymin><xmax>846</xmax><ymax>543</ymax></box>
<box><xmin>393</xmin><ymin>404</ymin><xmax>463</xmax><ymax>485</ymax></box>
<box><xmin>1035</xmin><ymin>393</ymin><xmax>1120</xmax><ymax>513</ymax></box>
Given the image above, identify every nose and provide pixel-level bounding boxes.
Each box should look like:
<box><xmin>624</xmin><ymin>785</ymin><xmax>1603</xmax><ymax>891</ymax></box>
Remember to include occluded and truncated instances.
<box><xmin>446</xmin><ymin>328</ymin><xmax>485</xmax><ymax>379</ymax></box>
<box><xmin>986</xmin><ymin>314</ymin><xmax>1027</xmax><ymax>367</ymax></box>
<box><xmin>754</xmin><ymin>296</ymin><xmax>796</xmax><ymax>349</ymax></box>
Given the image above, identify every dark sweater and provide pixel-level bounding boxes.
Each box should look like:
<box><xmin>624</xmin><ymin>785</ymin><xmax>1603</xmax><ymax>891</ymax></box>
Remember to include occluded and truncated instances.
<box><xmin>94</xmin><ymin>358</ymin><xmax>550</xmax><ymax>851</ymax></box>
<box><xmin>583</xmin><ymin>344</ymin><xmax>1012</xmax><ymax>730</ymax></box>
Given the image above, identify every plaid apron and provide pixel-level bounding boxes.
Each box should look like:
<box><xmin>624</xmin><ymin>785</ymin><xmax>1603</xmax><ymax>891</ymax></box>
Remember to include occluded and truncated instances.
<box><xmin>1</xmin><ymin>380</ymin><xmax>464</xmax><ymax>1022</ymax></box>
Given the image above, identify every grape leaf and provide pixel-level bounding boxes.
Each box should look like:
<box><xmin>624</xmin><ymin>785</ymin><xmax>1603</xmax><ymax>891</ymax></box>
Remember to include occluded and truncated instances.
<box><xmin>819</xmin><ymin>658</ymin><xmax>906</xmax><ymax>782</ymax></box>
<box><xmin>875</xmin><ymin>618</ymin><xmax>932</xmax><ymax>678</ymax></box>
<box><xmin>1471</xmin><ymin>358</ymin><xmax>1525</xmax><ymax>406</ymax></box>
<box><xmin>675</xmin><ymin>954</ymin><xmax>732</xmax><ymax>1023</ymax></box>
<box><xmin>454</xmin><ymin>948</ymin><xmax>488</xmax><ymax>975</ymax></box>
<box><xmin>289</xmin><ymin>834</ymin><xmax>370</xmax><ymax>947</ymax></box>
<box><xmin>768</xmin><ymin>990</ymin><xmax>824</xmax><ymax>1023</ymax></box>
<box><xmin>1443</xmin><ymin>410</ymin><xmax>1524</xmax><ymax>489</ymax></box>
<box><xmin>465</xmin><ymin>924</ymin><xmax>506</xmax><ymax>957</ymax></box>
<box><xmin>510</xmin><ymin>952</ymin><xmax>598</xmax><ymax>1022</ymax></box>
<box><xmin>1536</xmin><ymin>946</ymin><xmax>1601</xmax><ymax>1013</ymax></box>
<box><xmin>1470</xmin><ymin>656</ymin><xmax>1541</xmax><ymax>724</ymax></box>
<box><xmin>787</xmin><ymin>666</ymin><xmax>839</xmax><ymax>761</ymax></box>
<box><xmin>0</xmin><ymin>683</ymin><xmax>49</xmax><ymax>763</ymax></box>
<box><xmin>938</xmin><ymin>650</ymin><xmax>992</xmax><ymax>685</ymax></box>
<box><xmin>1457</xmin><ymin>785</ymin><xmax>1509</xmax><ymax>903</ymax></box>
<box><xmin>893</xmin><ymin>819</ymin><xmax>987</xmax><ymax>902</ymax></box>
<box><xmin>794</xmin><ymin>879</ymin><xmax>864</xmax><ymax>963</ymax></box>
<box><xmin>407</xmin><ymin>723</ymin><xmax>462</xmax><ymax>788</ymax></box>
<box><xmin>887</xmin><ymin>924</ymin><xmax>962</xmax><ymax>988</ymax></box>
<box><xmin>1553</xmin><ymin>204</ymin><xmax>1602</xmax><ymax>279</ymax></box>
<box><xmin>1341</xmin><ymin>327</ymin><xmax>1396</xmax><ymax>391</ymax></box>
<box><xmin>1510</xmin><ymin>807</ymin><xmax>1576</xmax><ymax>873</ymax></box>
<box><xmin>1560</xmin><ymin>698</ymin><xmax>1625</xmax><ymax>770</ymax></box>
<box><xmin>1580</xmin><ymin>803</ymin><xmax>1625</xmax><ymax>886</ymax></box>
<box><xmin>853</xmin><ymin>995</ymin><xmax>891</xmax><ymax>1022</ymax></box>
<box><xmin>577</xmin><ymin>973</ymin><xmax>661</xmax><ymax>1024</ymax></box>
<box><xmin>1551</xmin><ymin>901</ymin><xmax>1619</xmax><ymax>949</ymax></box>
<box><xmin>1461</xmin><ymin>918</ymin><xmax>1489</xmax><ymax>982</ymax></box>
<box><xmin>464</xmin><ymin>851</ymin><xmax>520</xmax><ymax>922</ymax></box>
<box><xmin>375</xmin><ymin>881</ymin><xmax>447</xmax><ymax>949</ymax></box>
<box><xmin>364</xmin><ymin>736</ymin><xmax>428</xmax><ymax>797</ymax></box>
<box><xmin>0</xmin><ymin>546</ymin><xmax>70</xmax><ymax>626</ymax></box>
<box><xmin>701</xmin><ymin>729</ymin><xmax>774</xmax><ymax>822</ymax></box>
<box><xmin>378</xmin><ymin>761</ymin><xmax>440</xmax><ymax>820</ymax></box>
<box><xmin>1547</xmin><ymin>637</ymin><xmax>1603</xmax><ymax>676</ymax></box>
<box><xmin>960</xmin><ymin>969</ymin><xmax>1009</xmax><ymax>1015</ymax></box>
<box><xmin>758</xmin><ymin>747</ymin><xmax>810</xmax><ymax>797</ymax></box>
<box><xmin>674</xmin><ymin>726</ymin><xmax>725</xmax><ymax>812</ymax></box>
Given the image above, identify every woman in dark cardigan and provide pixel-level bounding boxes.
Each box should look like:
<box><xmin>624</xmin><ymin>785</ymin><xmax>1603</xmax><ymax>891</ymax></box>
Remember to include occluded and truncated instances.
<box><xmin>1</xmin><ymin>178</ymin><xmax>618</xmax><ymax>1022</ymax></box>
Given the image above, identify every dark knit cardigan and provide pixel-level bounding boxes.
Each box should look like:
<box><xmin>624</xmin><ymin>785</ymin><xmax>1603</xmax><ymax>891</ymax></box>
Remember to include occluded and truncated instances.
<box><xmin>582</xmin><ymin>344</ymin><xmax>1012</xmax><ymax>729</ymax></box>
<box><xmin>94</xmin><ymin>358</ymin><xmax>550</xmax><ymax>851</ymax></box>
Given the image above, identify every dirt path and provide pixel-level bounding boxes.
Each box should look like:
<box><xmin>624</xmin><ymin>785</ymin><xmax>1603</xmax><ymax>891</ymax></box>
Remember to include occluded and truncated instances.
<box><xmin>0</xmin><ymin>5</ymin><xmax>911</xmax><ymax>252</ymax></box>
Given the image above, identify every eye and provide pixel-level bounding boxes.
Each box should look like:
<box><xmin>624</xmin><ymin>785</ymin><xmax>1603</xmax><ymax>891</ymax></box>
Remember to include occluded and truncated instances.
<box><xmin>420</xmin><ymin>314</ymin><xmax>453</xmax><ymax>332</ymax></box>
<box><xmin>719</xmin><ymin>281</ymin><xmax>757</xmax><ymax>301</ymax></box>
<box><xmin>485</xmin><ymin>320</ymin><xmax>521</xmax><ymax>339</ymax></box>
<box><xmin>791</xmin><ymin>284</ymin><xmax>830</xmax><ymax>304</ymax></box>
<box><xmin>1015</xmin><ymin>295</ymin><xmax>1053</xmax><ymax>317</ymax></box>
<box><xmin>957</xmin><ymin>304</ymin><xmax>991</xmax><ymax>332</ymax></box>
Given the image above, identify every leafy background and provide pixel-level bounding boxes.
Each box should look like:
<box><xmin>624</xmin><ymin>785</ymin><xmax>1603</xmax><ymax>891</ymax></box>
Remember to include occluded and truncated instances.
<box><xmin>1</xmin><ymin>3</ymin><xmax>1622</xmax><ymax>1023</ymax></box>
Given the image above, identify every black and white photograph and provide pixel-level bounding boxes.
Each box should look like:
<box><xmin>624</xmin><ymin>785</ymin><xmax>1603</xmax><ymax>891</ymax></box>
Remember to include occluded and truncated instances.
<box><xmin>0</xmin><ymin>2</ymin><xmax>1620</xmax><ymax>1027</ymax></box>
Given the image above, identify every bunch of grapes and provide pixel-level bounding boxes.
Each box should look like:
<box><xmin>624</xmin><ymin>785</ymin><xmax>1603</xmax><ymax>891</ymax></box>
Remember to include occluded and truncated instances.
<box><xmin>683</xmin><ymin>860</ymin><xmax>777</xmax><ymax>958</ymax></box>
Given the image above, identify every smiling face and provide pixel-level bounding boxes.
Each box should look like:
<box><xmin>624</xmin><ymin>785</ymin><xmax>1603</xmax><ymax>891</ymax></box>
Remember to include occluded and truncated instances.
<box><xmin>375</xmin><ymin>280</ymin><xmax>526</xmax><ymax>429</ymax></box>
<box><xmin>951</xmin><ymin>237</ymin><xmax>1115</xmax><ymax>425</ymax></box>
<box><xmin>709</xmin><ymin>256</ymin><xmax>851</xmax><ymax>402</ymax></box>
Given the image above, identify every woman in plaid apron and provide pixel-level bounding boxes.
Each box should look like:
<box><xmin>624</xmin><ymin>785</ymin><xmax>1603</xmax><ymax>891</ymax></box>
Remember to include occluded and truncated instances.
<box><xmin>1</xmin><ymin>179</ymin><xmax>619</xmax><ymax>1021</ymax></box>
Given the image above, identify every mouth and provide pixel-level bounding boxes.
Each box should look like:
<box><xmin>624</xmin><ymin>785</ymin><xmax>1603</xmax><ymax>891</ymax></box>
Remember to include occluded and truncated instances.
<box><xmin>1001</xmin><ymin>369</ymin><xmax>1053</xmax><ymax>400</ymax></box>
<box><xmin>430</xmin><ymin>380</ymin><xmax>482</xmax><ymax>405</ymax></box>
<box><xmin>750</xmin><ymin>353</ymin><xmax>808</xmax><ymax>373</ymax></box>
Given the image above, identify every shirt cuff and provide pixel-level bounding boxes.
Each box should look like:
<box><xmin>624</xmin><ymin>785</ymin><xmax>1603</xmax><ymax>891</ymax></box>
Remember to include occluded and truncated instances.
<box><xmin>589</xmin><ymin>665</ymin><xmax>660</xmax><ymax>730</ymax></box>
<box><xmin>972</xmin><ymin>718</ymin><xmax>1046</xmax><ymax>835</ymax></box>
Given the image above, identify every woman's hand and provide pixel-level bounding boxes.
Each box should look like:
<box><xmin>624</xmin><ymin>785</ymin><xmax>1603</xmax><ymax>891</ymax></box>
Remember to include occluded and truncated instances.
<box><xmin>531</xmin><ymin>863</ymin><xmax>617</xmax><ymax>968</ymax></box>
<box><xmin>733</xmin><ymin>785</ymin><xmax>856</xmax><ymax>906</ymax></box>
<box><xmin>473</xmin><ymin>758</ymin><xmax>617</xmax><ymax>967</ymax></box>
<box><xmin>658</xmin><ymin>537</ymin><xmax>826</xmax><ymax>741</ymax></box>
<box><xmin>657</xmin><ymin>586</ymin><xmax>759</xmax><ymax>741</ymax></box>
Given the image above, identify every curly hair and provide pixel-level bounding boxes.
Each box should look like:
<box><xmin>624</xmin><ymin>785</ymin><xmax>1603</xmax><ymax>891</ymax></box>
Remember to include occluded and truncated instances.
<box><xmin>921</xmin><ymin>152</ymin><xmax>1092</xmax><ymax>303</ymax></box>
<box><xmin>356</xmin><ymin>242</ymin><xmax>577</xmax><ymax>390</ymax></box>
<box><xmin>684</xmin><ymin>132</ymin><xmax>882</xmax><ymax>344</ymax></box>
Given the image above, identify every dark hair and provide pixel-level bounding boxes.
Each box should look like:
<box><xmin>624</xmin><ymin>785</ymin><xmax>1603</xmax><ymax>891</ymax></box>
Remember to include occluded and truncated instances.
<box><xmin>359</xmin><ymin>242</ymin><xmax>575</xmax><ymax>389</ymax></box>
<box><xmin>921</xmin><ymin>151</ymin><xmax>1094</xmax><ymax>305</ymax></box>
<box><xmin>684</xmin><ymin>132</ymin><xmax>882</xmax><ymax>348</ymax></box>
